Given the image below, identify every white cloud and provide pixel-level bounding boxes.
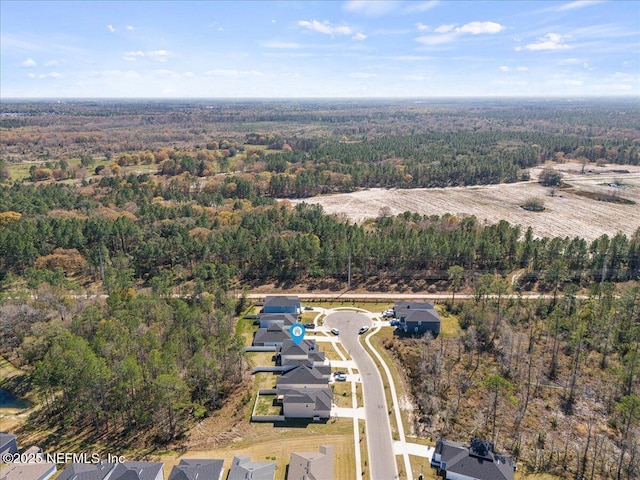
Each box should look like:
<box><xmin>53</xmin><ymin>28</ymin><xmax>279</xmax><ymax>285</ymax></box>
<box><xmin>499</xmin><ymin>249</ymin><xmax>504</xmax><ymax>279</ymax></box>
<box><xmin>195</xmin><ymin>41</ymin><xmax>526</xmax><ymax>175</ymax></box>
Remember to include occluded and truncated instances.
<box><xmin>435</xmin><ymin>24</ymin><xmax>456</xmax><ymax>33</ymax></box>
<box><xmin>352</xmin><ymin>32</ymin><xmax>367</xmax><ymax>41</ymax></box>
<box><xmin>516</xmin><ymin>66</ymin><xmax>529</xmax><ymax>71</ymax></box>
<box><xmin>525</xmin><ymin>33</ymin><xmax>571</xmax><ymax>51</ymax></box>
<box><xmin>123</xmin><ymin>50</ymin><xmax>171</xmax><ymax>62</ymax></box>
<box><xmin>349</xmin><ymin>72</ymin><xmax>377</xmax><ymax>79</ymax></box>
<box><xmin>126</xmin><ymin>25</ymin><xmax>134</xmax><ymax>31</ymax></box>
<box><xmin>500</xmin><ymin>66</ymin><xmax>510</xmax><ymax>72</ymax></box>
<box><xmin>556</xmin><ymin>0</ymin><xmax>605</xmax><ymax>11</ymax></box>
<box><xmin>45</xmin><ymin>60</ymin><xmax>63</xmax><ymax>67</ymax></box>
<box><xmin>21</xmin><ymin>58</ymin><xmax>37</xmax><ymax>67</ymax></box>
<box><xmin>456</xmin><ymin>21</ymin><xmax>504</xmax><ymax>35</ymax></box>
<box><xmin>564</xmin><ymin>79</ymin><xmax>584</xmax><ymax>86</ymax></box>
<box><xmin>39</xmin><ymin>72</ymin><xmax>62</xmax><ymax>79</ymax></box>
<box><xmin>298</xmin><ymin>20</ymin><xmax>354</xmax><ymax>36</ymax></box>
<box><xmin>403</xmin><ymin>74</ymin><xmax>427</xmax><ymax>80</ymax></box>
<box><xmin>27</xmin><ymin>73</ymin><xmax>36</xmax><ymax>78</ymax></box>
<box><xmin>183</xmin><ymin>72</ymin><xmax>196</xmax><ymax>78</ymax></box>
<box><xmin>416</xmin><ymin>23</ymin><xmax>430</xmax><ymax>31</ymax></box>
<box><xmin>417</xmin><ymin>21</ymin><xmax>504</xmax><ymax>45</ymax></box>
<box><xmin>88</xmin><ymin>70</ymin><xmax>141</xmax><ymax>79</ymax></box>
<box><xmin>149</xmin><ymin>69</ymin><xmax>180</xmax><ymax>79</ymax></box>
<box><xmin>107</xmin><ymin>24</ymin><xmax>115</xmax><ymax>33</ymax></box>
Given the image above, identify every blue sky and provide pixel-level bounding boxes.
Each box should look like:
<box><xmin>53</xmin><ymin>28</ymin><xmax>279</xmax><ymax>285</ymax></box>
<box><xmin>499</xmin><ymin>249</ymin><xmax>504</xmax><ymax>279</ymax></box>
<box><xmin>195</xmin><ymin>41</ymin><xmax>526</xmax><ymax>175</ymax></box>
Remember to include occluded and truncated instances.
<box><xmin>1</xmin><ymin>0</ymin><xmax>638</xmax><ymax>98</ymax></box>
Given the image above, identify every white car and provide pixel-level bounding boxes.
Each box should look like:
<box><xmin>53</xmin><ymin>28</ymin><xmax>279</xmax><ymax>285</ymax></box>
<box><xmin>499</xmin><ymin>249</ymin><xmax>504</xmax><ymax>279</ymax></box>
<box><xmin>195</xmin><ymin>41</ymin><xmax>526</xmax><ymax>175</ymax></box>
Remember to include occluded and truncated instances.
<box><xmin>331</xmin><ymin>328</ymin><xmax>340</xmax><ymax>335</ymax></box>
<box><xmin>358</xmin><ymin>326</ymin><xmax>370</xmax><ymax>335</ymax></box>
<box><xmin>334</xmin><ymin>373</ymin><xmax>347</xmax><ymax>382</ymax></box>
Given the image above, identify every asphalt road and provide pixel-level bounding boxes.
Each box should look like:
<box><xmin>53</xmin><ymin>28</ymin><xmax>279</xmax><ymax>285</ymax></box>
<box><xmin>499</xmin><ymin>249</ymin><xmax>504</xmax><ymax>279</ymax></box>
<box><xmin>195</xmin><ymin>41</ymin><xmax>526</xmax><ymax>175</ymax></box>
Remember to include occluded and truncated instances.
<box><xmin>324</xmin><ymin>311</ymin><xmax>399</xmax><ymax>480</ymax></box>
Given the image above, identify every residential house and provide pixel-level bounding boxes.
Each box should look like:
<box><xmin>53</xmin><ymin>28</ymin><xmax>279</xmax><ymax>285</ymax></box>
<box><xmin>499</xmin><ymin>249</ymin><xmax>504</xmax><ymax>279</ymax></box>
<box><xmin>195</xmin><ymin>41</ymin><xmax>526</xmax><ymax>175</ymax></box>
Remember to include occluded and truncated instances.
<box><xmin>168</xmin><ymin>459</ymin><xmax>224</xmax><ymax>480</ymax></box>
<box><xmin>287</xmin><ymin>445</ymin><xmax>334</xmax><ymax>480</ymax></box>
<box><xmin>57</xmin><ymin>462</ymin><xmax>115</xmax><ymax>480</ymax></box>
<box><xmin>0</xmin><ymin>433</ymin><xmax>18</xmax><ymax>456</ymax></box>
<box><xmin>278</xmin><ymin>388</ymin><xmax>332</xmax><ymax>421</ymax></box>
<box><xmin>227</xmin><ymin>456</ymin><xmax>275</xmax><ymax>480</ymax></box>
<box><xmin>394</xmin><ymin>301</ymin><xmax>440</xmax><ymax>336</ymax></box>
<box><xmin>431</xmin><ymin>438</ymin><xmax>515</xmax><ymax>480</ymax></box>
<box><xmin>253</xmin><ymin>323</ymin><xmax>290</xmax><ymax>347</ymax></box>
<box><xmin>263</xmin><ymin>296</ymin><xmax>301</xmax><ymax>315</ymax></box>
<box><xmin>276</xmin><ymin>340</ymin><xmax>331</xmax><ymax>378</ymax></box>
<box><xmin>275</xmin><ymin>365</ymin><xmax>328</xmax><ymax>391</ymax></box>
<box><xmin>109</xmin><ymin>462</ymin><xmax>164</xmax><ymax>480</ymax></box>
<box><xmin>257</xmin><ymin>313</ymin><xmax>297</xmax><ymax>329</ymax></box>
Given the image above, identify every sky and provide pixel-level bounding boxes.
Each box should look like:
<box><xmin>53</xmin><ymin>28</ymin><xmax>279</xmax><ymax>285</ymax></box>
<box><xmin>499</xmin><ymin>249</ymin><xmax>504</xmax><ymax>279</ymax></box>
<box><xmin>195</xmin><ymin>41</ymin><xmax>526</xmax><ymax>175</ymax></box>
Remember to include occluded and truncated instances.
<box><xmin>1</xmin><ymin>0</ymin><xmax>639</xmax><ymax>98</ymax></box>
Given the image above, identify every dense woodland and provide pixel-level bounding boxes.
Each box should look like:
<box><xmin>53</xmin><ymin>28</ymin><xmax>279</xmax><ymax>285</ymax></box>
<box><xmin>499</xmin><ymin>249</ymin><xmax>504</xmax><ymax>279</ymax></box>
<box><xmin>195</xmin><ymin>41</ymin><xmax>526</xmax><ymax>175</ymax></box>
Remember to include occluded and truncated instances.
<box><xmin>1</xmin><ymin>99</ymin><xmax>639</xmax><ymax>478</ymax></box>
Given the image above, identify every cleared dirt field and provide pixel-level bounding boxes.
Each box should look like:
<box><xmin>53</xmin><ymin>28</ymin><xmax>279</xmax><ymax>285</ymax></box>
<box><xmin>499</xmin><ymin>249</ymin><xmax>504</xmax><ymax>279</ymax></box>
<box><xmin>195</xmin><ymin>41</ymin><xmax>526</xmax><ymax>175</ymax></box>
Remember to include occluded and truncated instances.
<box><xmin>290</xmin><ymin>163</ymin><xmax>640</xmax><ymax>242</ymax></box>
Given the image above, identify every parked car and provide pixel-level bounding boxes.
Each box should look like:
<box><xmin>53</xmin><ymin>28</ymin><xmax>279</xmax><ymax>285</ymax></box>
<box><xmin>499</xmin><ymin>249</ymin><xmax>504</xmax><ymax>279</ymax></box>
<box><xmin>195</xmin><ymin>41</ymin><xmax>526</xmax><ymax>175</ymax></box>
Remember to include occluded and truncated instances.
<box><xmin>330</xmin><ymin>328</ymin><xmax>340</xmax><ymax>335</ymax></box>
<box><xmin>334</xmin><ymin>374</ymin><xmax>347</xmax><ymax>382</ymax></box>
<box><xmin>358</xmin><ymin>326</ymin><xmax>370</xmax><ymax>335</ymax></box>
<box><xmin>334</xmin><ymin>371</ymin><xmax>345</xmax><ymax>376</ymax></box>
<box><xmin>390</xmin><ymin>319</ymin><xmax>400</xmax><ymax>327</ymax></box>
<box><xmin>304</xmin><ymin>306</ymin><xmax>314</xmax><ymax>311</ymax></box>
<box><xmin>304</xmin><ymin>323</ymin><xmax>315</xmax><ymax>330</ymax></box>
<box><xmin>382</xmin><ymin>309</ymin><xmax>394</xmax><ymax>317</ymax></box>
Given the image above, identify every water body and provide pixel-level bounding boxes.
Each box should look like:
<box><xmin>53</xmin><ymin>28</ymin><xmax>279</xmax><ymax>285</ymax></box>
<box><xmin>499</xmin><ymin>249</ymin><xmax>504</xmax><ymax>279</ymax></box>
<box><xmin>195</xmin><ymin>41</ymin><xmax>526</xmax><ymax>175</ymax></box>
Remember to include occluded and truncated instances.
<box><xmin>0</xmin><ymin>388</ymin><xmax>28</xmax><ymax>408</ymax></box>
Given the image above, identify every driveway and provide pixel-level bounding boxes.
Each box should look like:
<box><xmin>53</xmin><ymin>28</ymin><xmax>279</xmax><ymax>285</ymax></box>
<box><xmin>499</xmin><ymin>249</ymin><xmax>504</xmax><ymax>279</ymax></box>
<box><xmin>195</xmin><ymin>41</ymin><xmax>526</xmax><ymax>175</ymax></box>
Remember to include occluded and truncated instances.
<box><xmin>324</xmin><ymin>311</ymin><xmax>398</xmax><ymax>480</ymax></box>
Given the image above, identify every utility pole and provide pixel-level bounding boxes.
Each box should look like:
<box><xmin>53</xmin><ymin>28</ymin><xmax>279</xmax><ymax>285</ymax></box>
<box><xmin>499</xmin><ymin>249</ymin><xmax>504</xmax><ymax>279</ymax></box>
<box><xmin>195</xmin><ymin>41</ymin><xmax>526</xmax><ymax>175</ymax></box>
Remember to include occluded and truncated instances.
<box><xmin>347</xmin><ymin>251</ymin><xmax>351</xmax><ymax>290</ymax></box>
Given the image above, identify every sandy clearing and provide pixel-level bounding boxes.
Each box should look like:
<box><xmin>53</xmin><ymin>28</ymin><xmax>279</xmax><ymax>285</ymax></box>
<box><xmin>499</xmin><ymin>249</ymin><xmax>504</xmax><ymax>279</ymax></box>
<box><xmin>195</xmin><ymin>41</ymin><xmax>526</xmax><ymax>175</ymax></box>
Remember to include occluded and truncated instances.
<box><xmin>289</xmin><ymin>163</ymin><xmax>640</xmax><ymax>242</ymax></box>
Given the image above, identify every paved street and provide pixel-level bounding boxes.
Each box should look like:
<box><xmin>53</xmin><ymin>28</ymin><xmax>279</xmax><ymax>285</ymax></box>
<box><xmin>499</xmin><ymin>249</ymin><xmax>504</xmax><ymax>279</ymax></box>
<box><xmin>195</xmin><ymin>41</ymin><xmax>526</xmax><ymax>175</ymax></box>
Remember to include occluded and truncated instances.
<box><xmin>324</xmin><ymin>311</ymin><xmax>399</xmax><ymax>480</ymax></box>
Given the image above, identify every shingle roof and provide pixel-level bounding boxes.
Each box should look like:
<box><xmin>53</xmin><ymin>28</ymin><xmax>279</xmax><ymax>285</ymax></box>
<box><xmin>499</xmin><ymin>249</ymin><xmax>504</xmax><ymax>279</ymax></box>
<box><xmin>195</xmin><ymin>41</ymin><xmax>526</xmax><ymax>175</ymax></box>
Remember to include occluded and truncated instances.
<box><xmin>264</xmin><ymin>296</ymin><xmax>300</xmax><ymax>308</ymax></box>
<box><xmin>109</xmin><ymin>462</ymin><xmax>163</xmax><ymax>480</ymax></box>
<box><xmin>0</xmin><ymin>433</ymin><xmax>17</xmax><ymax>455</ymax></box>
<box><xmin>435</xmin><ymin>438</ymin><xmax>514</xmax><ymax>480</ymax></box>
<box><xmin>403</xmin><ymin>309</ymin><xmax>440</xmax><ymax>324</ymax></box>
<box><xmin>288</xmin><ymin>445</ymin><xmax>334</xmax><ymax>480</ymax></box>
<box><xmin>168</xmin><ymin>459</ymin><xmax>224</xmax><ymax>480</ymax></box>
<box><xmin>276</xmin><ymin>365</ymin><xmax>328</xmax><ymax>388</ymax></box>
<box><xmin>258</xmin><ymin>313</ymin><xmax>297</xmax><ymax>325</ymax></box>
<box><xmin>253</xmin><ymin>324</ymin><xmax>289</xmax><ymax>345</ymax></box>
<box><xmin>57</xmin><ymin>462</ymin><xmax>115</xmax><ymax>480</ymax></box>
<box><xmin>227</xmin><ymin>456</ymin><xmax>275</xmax><ymax>480</ymax></box>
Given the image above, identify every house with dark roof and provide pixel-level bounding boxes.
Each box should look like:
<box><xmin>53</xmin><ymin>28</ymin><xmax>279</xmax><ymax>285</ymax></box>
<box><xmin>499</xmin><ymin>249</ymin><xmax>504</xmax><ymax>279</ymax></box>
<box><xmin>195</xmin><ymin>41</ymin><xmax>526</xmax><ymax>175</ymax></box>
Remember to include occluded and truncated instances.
<box><xmin>263</xmin><ymin>296</ymin><xmax>301</xmax><ymax>315</ymax></box>
<box><xmin>227</xmin><ymin>456</ymin><xmax>275</xmax><ymax>480</ymax></box>
<box><xmin>109</xmin><ymin>462</ymin><xmax>163</xmax><ymax>480</ymax></box>
<box><xmin>394</xmin><ymin>301</ymin><xmax>440</xmax><ymax>336</ymax></box>
<box><xmin>278</xmin><ymin>388</ymin><xmax>332</xmax><ymax>420</ymax></box>
<box><xmin>0</xmin><ymin>433</ymin><xmax>18</xmax><ymax>456</ymax></box>
<box><xmin>276</xmin><ymin>339</ymin><xmax>330</xmax><ymax>377</ymax></box>
<box><xmin>57</xmin><ymin>462</ymin><xmax>115</xmax><ymax>480</ymax></box>
<box><xmin>168</xmin><ymin>459</ymin><xmax>224</xmax><ymax>480</ymax></box>
<box><xmin>276</xmin><ymin>365</ymin><xmax>329</xmax><ymax>391</ymax></box>
<box><xmin>253</xmin><ymin>323</ymin><xmax>290</xmax><ymax>347</ymax></box>
<box><xmin>257</xmin><ymin>313</ymin><xmax>297</xmax><ymax>329</ymax></box>
<box><xmin>287</xmin><ymin>445</ymin><xmax>334</xmax><ymax>480</ymax></box>
<box><xmin>431</xmin><ymin>438</ymin><xmax>515</xmax><ymax>480</ymax></box>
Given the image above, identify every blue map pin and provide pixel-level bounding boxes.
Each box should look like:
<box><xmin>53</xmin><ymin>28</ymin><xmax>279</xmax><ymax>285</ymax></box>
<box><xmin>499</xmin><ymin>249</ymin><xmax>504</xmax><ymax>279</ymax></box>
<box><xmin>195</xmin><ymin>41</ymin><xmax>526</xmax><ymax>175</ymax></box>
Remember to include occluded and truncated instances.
<box><xmin>289</xmin><ymin>323</ymin><xmax>306</xmax><ymax>345</ymax></box>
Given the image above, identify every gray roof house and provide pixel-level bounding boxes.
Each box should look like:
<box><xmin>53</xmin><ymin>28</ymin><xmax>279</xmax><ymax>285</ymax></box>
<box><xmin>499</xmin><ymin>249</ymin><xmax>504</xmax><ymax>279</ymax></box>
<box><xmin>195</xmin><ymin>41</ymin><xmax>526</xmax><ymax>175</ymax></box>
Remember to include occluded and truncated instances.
<box><xmin>277</xmin><ymin>340</ymin><xmax>328</xmax><ymax>367</ymax></box>
<box><xmin>279</xmin><ymin>388</ymin><xmax>332</xmax><ymax>421</ymax></box>
<box><xmin>0</xmin><ymin>462</ymin><xmax>56</xmax><ymax>480</ymax></box>
<box><xmin>431</xmin><ymin>438</ymin><xmax>515</xmax><ymax>480</ymax></box>
<box><xmin>0</xmin><ymin>433</ymin><xmax>18</xmax><ymax>456</ymax></box>
<box><xmin>287</xmin><ymin>445</ymin><xmax>334</xmax><ymax>480</ymax></box>
<box><xmin>227</xmin><ymin>456</ymin><xmax>275</xmax><ymax>480</ymax></box>
<box><xmin>276</xmin><ymin>365</ymin><xmax>329</xmax><ymax>391</ymax></box>
<box><xmin>253</xmin><ymin>323</ymin><xmax>290</xmax><ymax>347</ymax></box>
<box><xmin>109</xmin><ymin>462</ymin><xmax>164</xmax><ymax>480</ymax></box>
<box><xmin>263</xmin><ymin>296</ymin><xmax>301</xmax><ymax>315</ymax></box>
<box><xmin>394</xmin><ymin>301</ymin><xmax>440</xmax><ymax>336</ymax></box>
<box><xmin>257</xmin><ymin>313</ymin><xmax>297</xmax><ymax>329</ymax></box>
<box><xmin>57</xmin><ymin>462</ymin><xmax>116</xmax><ymax>480</ymax></box>
<box><xmin>168</xmin><ymin>459</ymin><xmax>224</xmax><ymax>480</ymax></box>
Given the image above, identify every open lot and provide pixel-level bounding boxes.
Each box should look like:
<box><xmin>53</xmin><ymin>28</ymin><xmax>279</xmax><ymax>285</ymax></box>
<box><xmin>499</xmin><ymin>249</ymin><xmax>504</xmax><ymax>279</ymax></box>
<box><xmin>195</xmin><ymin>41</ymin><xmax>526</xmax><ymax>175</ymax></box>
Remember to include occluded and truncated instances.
<box><xmin>290</xmin><ymin>163</ymin><xmax>640</xmax><ymax>242</ymax></box>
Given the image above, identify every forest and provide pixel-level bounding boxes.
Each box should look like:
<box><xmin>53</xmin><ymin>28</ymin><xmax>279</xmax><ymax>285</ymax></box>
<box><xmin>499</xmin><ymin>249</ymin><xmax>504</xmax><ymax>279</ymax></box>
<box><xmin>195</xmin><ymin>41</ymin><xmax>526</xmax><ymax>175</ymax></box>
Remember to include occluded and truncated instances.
<box><xmin>0</xmin><ymin>99</ymin><xmax>639</xmax><ymax>478</ymax></box>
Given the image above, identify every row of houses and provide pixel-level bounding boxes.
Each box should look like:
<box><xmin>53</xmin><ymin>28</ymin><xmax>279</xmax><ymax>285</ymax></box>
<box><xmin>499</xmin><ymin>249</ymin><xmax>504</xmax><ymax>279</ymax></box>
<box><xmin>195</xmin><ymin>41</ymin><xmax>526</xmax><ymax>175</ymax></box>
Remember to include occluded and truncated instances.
<box><xmin>252</xmin><ymin>296</ymin><xmax>333</xmax><ymax>421</ymax></box>
<box><xmin>1</xmin><ymin>433</ymin><xmax>334</xmax><ymax>480</ymax></box>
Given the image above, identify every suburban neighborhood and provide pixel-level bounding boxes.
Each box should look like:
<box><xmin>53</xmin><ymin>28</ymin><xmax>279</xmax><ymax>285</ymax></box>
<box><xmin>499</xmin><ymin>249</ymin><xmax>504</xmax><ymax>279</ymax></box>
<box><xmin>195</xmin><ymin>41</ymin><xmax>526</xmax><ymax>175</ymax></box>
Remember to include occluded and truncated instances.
<box><xmin>1</xmin><ymin>295</ymin><xmax>519</xmax><ymax>480</ymax></box>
